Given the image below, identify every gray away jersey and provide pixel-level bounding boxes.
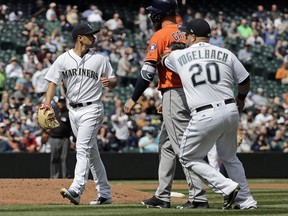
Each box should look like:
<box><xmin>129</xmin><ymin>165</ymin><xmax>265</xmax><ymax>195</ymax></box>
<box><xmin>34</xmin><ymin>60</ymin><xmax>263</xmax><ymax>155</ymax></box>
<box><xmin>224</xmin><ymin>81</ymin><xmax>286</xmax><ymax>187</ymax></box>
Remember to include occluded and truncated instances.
<box><xmin>45</xmin><ymin>49</ymin><xmax>115</xmax><ymax>104</ymax></box>
<box><xmin>164</xmin><ymin>42</ymin><xmax>249</xmax><ymax>111</ymax></box>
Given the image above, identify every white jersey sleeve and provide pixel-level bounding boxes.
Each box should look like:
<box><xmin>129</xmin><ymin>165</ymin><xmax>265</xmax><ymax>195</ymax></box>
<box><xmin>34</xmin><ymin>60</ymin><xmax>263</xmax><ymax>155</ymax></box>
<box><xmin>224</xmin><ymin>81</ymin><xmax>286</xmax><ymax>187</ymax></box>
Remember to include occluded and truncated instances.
<box><xmin>102</xmin><ymin>57</ymin><xmax>116</xmax><ymax>78</ymax></box>
<box><xmin>231</xmin><ymin>53</ymin><xmax>249</xmax><ymax>84</ymax></box>
<box><xmin>44</xmin><ymin>55</ymin><xmax>64</xmax><ymax>85</ymax></box>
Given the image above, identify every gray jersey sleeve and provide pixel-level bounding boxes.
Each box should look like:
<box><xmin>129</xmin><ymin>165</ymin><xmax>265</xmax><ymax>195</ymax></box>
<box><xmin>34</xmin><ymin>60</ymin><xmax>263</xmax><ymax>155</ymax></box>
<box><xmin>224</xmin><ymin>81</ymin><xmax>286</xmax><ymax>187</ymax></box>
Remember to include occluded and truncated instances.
<box><xmin>231</xmin><ymin>53</ymin><xmax>249</xmax><ymax>84</ymax></box>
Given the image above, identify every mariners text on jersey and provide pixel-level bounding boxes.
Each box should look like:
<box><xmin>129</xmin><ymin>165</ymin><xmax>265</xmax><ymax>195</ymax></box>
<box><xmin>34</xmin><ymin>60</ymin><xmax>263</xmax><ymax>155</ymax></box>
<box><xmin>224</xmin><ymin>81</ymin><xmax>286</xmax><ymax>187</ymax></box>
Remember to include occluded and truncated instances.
<box><xmin>177</xmin><ymin>49</ymin><xmax>228</xmax><ymax>66</ymax></box>
<box><xmin>61</xmin><ymin>68</ymin><xmax>99</xmax><ymax>80</ymax></box>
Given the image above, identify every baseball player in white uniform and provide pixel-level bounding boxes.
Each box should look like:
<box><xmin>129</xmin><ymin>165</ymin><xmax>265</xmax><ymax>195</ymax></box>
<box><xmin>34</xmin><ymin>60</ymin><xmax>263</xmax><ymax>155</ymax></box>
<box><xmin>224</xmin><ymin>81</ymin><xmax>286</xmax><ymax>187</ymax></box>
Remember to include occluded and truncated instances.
<box><xmin>162</xmin><ymin>19</ymin><xmax>257</xmax><ymax>209</ymax></box>
<box><xmin>43</xmin><ymin>23</ymin><xmax>117</xmax><ymax>205</ymax></box>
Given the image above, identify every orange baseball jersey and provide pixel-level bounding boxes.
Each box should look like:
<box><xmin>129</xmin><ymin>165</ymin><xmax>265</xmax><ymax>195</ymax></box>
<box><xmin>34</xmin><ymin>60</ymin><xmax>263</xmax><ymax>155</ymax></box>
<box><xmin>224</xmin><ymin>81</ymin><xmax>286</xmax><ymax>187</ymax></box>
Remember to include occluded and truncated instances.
<box><xmin>145</xmin><ymin>23</ymin><xmax>186</xmax><ymax>90</ymax></box>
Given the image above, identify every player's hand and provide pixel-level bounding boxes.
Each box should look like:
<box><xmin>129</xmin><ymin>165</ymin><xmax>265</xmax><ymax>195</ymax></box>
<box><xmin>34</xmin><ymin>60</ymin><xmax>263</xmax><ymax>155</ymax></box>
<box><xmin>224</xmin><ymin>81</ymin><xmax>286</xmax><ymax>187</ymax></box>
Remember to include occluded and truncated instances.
<box><xmin>163</xmin><ymin>47</ymin><xmax>172</xmax><ymax>55</ymax></box>
<box><xmin>100</xmin><ymin>76</ymin><xmax>110</xmax><ymax>87</ymax></box>
<box><xmin>39</xmin><ymin>104</ymin><xmax>52</xmax><ymax>114</ymax></box>
<box><xmin>124</xmin><ymin>98</ymin><xmax>136</xmax><ymax>115</ymax></box>
<box><xmin>157</xmin><ymin>104</ymin><xmax>163</xmax><ymax>114</ymax></box>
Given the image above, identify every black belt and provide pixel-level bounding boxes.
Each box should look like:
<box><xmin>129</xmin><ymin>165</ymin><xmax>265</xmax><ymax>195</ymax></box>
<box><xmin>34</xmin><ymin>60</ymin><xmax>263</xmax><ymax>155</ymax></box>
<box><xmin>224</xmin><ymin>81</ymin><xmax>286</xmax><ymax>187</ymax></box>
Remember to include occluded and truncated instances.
<box><xmin>160</xmin><ymin>87</ymin><xmax>182</xmax><ymax>94</ymax></box>
<box><xmin>69</xmin><ymin>101</ymin><xmax>94</xmax><ymax>108</ymax></box>
<box><xmin>195</xmin><ymin>98</ymin><xmax>235</xmax><ymax>112</ymax></box>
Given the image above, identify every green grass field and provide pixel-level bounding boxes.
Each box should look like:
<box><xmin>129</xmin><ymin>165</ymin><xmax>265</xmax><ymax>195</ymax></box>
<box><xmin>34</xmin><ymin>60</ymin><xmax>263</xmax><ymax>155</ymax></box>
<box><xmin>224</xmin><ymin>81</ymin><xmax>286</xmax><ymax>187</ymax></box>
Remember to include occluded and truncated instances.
<box><xmin>0</xmin><ymin>179</ymin><xmax>287</xmax><ymax>216</ymax></box>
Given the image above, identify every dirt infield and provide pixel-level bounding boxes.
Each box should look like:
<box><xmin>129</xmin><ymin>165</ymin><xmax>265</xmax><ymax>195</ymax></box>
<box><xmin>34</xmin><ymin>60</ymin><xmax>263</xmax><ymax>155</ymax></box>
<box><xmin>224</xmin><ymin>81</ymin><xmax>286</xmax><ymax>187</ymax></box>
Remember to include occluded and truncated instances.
<box><xmin>0</xmin><ymin>179</ymin><xmax>287</xmax><ymax>205</ymax></box>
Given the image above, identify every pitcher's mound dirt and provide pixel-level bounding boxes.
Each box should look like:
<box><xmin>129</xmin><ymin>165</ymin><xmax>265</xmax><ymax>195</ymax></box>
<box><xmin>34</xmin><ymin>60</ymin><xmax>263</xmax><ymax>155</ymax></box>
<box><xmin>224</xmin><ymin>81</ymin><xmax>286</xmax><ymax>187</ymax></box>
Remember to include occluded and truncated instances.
<box><xmin>0</xmin><ymin>179</ymin><xmax>287</xmax><ymax>205</ymax></box>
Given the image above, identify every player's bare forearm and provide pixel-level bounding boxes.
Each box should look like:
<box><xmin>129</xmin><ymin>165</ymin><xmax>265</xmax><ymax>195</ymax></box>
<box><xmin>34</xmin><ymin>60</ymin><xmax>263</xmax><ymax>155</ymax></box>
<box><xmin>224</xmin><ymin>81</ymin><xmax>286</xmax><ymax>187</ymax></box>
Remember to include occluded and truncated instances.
<box><xmin>101</xmin><ymin>77</ymin><xmax>117</xmax><ymax>89</ymax></box>
<box><xmin>124</xmin><ymin>98</ymin><xmax>136</xmax><ymax>115</ymax></box>
<box><xmin>44</xmin><ymin>82</ymin><xmax>57</xmax><ymax>106</ymax></box>
<box><xmin>236</xmin><ymin>77</ymin><xmax>250</xmax><ymax>114</ymax></box>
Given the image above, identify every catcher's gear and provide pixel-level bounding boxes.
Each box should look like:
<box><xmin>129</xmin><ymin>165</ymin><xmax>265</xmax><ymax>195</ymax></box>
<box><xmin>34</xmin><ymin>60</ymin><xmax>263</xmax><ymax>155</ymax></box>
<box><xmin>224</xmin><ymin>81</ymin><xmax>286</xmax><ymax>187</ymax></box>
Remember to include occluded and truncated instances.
<box><xmin>146</xmin><ymin>0</ymin><xmax>178</xmax><ymax>22</ymax></box>
<box><xmin>37</xmin><ymin>104</ymin><xmax>60</xmax><ymax>129</ymax></box>
<box><xmin>169</xmin><ymin>42</ymin><xmax>187</xmax><ymax>51</ymax></box>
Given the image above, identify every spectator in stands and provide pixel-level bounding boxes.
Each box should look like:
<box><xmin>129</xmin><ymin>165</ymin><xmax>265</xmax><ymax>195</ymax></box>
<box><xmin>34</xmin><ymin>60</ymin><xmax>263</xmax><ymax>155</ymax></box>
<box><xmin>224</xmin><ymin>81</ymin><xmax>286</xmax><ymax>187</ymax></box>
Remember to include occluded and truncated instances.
<box><xmin>32</xmin><ymin>63</ymin><xmax>49</xmax><ymax>98</ymax></box>
<box><xmin>227</xmin><ymin>21</ymin><xmax>240</xmax><ymax>39</ymax></box>
<box><xmin>216</xmin><ymin>11</ymin><xmax>229</xmax><ymax>30</ymax></box>
<box><xmin>111</xmin><ymin>107</ymin><xmax>129</xmax><ymax>152</ymax></box>
<box><xmin>251</xmin><ymin>134</ymin><xmax>270</xmax><ymax>152</ymax></box>
<box><xmin>66</xmin><ymin>5</ymin><xmax>79</xmax><ymax>26</ymax></box>
<box><xmin>106</xmin><ymin>128</ymin><xmax>120</xmax><ymax>152</ymax></box>
<box><xmin>97</xmin><ymin>125</ymin><xmax>110</xmax><ymax>152</ymax></box>
<box><xmin>138</xmin><ymin>126</ymin><xmax>158</xmax><ymax>153</ymax></box>
<box><xmin>251</xmin><ymin>87</ymin><xmax>268</xmax><ymax>107</ymax></box>
<box><xmin>109</xmin><ymin>47</ymin><xmax>121</xmax><ymax>64</ymax></box>
<box><xmin>5</xmin><ymin>56</ymin><xmax>23</xmax><ymax>79</ymax></box>
<box><xmin>253</xmin><ymin>106</ymin><xmax>273</xmax><ymax>126</ymax></box>
<box><xmin>182</xmin><ymin>6</ymin><xmax>194</xmax><ymax>26</ymax></box>
<box><xmin>238</xmin><ymin>44</ymin><xmax>253</xmax><ymax>72</ymax></box>
<box><xmin>87</xmin><ymin>6</ymin><xmax>103</xmax><ymax>23</ymax></box>
<box><xmin>275</xmin><ymin>58</ymin><xmax>288</xmax><ymax>84</ymax></box>
<box><xmin>204</xmin><ymin>13</ymin><xmax>216</xmax><ymax>29</ymax></box>
<box><xmin>36</xmin><ymin>45</ymin><xmax>49</xmax><ymax>64</ymax></box>
<box><xmin>237</xmin><ymin>129</ymin><xmax>253</xmax><ymax>153</ymax></box>
<box><xmin>237</xmin><ymin>18</ymin><xmax>253</xmax><ymax>38</ymax></box>
<box><xmin>134</xmin><ymin>7</ymin><xmax>150</xmax><ymax>39</ymax></box>
<box><xmin>269</xmin><ymin>4</ymin><xmax>281</xmax><ymax>21</ymax></box>
<box><xmin>209</xmin><ymin>29</ymin><xmax>224</xmax><ymax>47</ymax></box>
<box><xmin>253</xmin><ymin>4</ymin><xmax>268</xmax><ymax>23</ymax></box>
<box><xmin>23</xmin><ymin>55</ymin><xmax>37</xmax><ymax>74</ymax></box>
<box><xmin>116</xmin><ymin>51</ymin><xmax>134</xmax><ymax>87</ymax></box>
<box><xmin>46</xmin><ymin>2</ymin><xmax>58</xmax><ymax>21</ymax></box>
<box><xmin>145</xmin><ymin>98</ymin><xmax>158</xmax><ymax>115</ymax></box>
<box><xmin>270</xmin><ymin>129</ymin><xmax>285</xmax><ymax>151</ymax></box>
<box><xmin>0</xmin><ymin>64</ymin><xmax>6</xmax><ymax>101</ymax></box>
<box><xmin>246</xmin><ymin>29</ymin><xmax>265</xmax><ymax>46</ymax></box>
<box><xmin>104</xmin><ymin>12</ymin><xmax>124</xmax><ymax>33</ymax></box>
<box><xmin>42</xmin><ymin>52</ymin><xmax>54</xmax><ymax>68</ymax></box>
<box><xmin>35</xmin><ymin>130</ymin><xmax>51</xmax><ymax>153</ymax></box>
<box><xmin>275</xmin><ymin>39</ymin><xmax>288</xmax><ymax>59</ymax></box>
<box><xmin>264</xmin><ymin>25</ymin><xmax>278</xmax><ymax>47</ymax></box>
<box><xmin>14</xmin><ymin>70</ymin><xmax>34</xmax><ymax>97</ymax></box>
<box><xmin>21</xmin><ymin>128</ymin><xmax>38</xmax><ymax>153</ymax></box>
<box><xmin>60</xmin><ymin>14</ymin><xmax>73</xmax><ymax>32</ymax></box>
<box><xmin>238</xmin><ymin>44</ymin><xmax>252</xmax><ymax>63</ymax></box>
<box><xmin>82</xmin><ymin>4</ymin><xmax>102</xmax><ymax>19</ymax></box>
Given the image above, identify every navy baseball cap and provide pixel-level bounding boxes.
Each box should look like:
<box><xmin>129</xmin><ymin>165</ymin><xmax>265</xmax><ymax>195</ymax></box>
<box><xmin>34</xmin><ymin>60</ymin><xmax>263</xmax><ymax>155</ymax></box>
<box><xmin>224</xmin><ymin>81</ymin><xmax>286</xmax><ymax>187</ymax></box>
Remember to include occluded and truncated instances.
<box><xmin>72</xmin><ymin>23</ymin><xmax>100</xmax><ymax>39</ymax></box>
<box><xmin>179</xmin><ymin>18</ymin><xmax>211</xmax><ymax>37</ymax></box>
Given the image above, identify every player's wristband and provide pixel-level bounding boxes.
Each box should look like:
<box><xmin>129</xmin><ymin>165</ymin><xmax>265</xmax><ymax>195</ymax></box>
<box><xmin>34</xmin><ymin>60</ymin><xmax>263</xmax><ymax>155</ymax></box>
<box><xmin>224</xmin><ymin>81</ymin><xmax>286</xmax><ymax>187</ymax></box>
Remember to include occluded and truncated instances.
<box><xmin>237</xmin><ymin>93</ymin><xmax>247</xmax><ymax>101</ymax></box>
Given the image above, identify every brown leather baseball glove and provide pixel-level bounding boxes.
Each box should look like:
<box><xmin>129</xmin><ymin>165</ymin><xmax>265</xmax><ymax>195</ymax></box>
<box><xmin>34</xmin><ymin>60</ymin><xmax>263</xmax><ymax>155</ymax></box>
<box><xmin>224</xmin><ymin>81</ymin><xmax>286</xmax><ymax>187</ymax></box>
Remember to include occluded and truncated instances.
<box><xmin>37</xmin><ymin>104</ymin><xmax>60</xmax><ymax>129</ymax></box>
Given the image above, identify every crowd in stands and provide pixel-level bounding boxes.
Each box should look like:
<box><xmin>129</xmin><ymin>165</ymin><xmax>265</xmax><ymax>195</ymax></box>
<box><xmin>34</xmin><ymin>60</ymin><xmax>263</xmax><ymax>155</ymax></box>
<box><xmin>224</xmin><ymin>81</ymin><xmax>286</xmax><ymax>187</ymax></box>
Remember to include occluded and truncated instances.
<box><xmin>0</xmin><ymin>0</ymin><xmax>287</xmax><ymax>154</ymax></box>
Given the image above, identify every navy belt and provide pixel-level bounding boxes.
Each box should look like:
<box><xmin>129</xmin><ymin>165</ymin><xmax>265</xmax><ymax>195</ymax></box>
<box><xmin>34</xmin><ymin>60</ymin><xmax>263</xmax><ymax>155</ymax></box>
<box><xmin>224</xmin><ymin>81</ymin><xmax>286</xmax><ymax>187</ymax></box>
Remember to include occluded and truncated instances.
<box><xmin>195</xmin><ymin>98</ymin><xmax>235</xmax><ymax>112</ymax></box>
<box><xmin>69</xmin><ymin>101</ymin><xmax>95</xmax><ymax>108</ymax></box>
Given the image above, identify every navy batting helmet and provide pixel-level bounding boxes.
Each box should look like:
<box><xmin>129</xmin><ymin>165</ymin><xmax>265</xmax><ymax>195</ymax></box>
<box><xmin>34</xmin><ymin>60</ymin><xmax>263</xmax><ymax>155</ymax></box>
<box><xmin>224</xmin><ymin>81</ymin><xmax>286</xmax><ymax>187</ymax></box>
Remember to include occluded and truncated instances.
<box><xmin>146</xmin><ymin>0</ymin><xmax>178</xmax><ymax>22</ymax></box>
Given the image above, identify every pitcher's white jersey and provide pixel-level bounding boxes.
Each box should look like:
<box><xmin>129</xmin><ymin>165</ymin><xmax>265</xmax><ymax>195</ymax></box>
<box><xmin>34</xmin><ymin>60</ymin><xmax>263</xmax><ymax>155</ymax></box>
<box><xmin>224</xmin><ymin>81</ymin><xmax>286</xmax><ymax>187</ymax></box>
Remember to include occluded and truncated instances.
<box><xmin>44</xmin><ymin>49</ymin><xmax>115</xmax><ymax>104</ymax></box>
<box><xmin>163</xmin><ymin>42</ymin><xmax>249</xmax><ymax>111</ymax></box>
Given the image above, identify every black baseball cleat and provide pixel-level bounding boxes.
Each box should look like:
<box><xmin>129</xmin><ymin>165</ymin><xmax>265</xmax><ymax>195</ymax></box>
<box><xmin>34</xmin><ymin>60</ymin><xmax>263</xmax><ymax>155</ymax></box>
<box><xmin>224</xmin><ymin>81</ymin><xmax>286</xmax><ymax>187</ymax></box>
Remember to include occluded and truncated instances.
<box><xmin>60</xmin><ymin>188</ymin><xmax>80</xmax><ymax>205</ymax></box>
<box><xmin>222</xmin><ymin>185</ymin><xmax>240</xmax><ymax>210</ymax></box>
<box><xmin>176</xmin><ymin>201</ymin><xmax>209</xmax><ymax>209</ymax></box>
<box><xmin>141</xmin><ymin>196</ymin><xmax>170</xmax><ymax>208</ymax></box>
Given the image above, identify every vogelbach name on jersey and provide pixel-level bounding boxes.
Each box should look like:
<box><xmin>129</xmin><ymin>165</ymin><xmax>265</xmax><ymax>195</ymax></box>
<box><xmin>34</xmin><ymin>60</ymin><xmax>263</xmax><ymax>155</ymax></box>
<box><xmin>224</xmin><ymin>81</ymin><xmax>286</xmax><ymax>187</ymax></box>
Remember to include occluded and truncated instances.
<box><xmin>178</xmin><ymin>49</ymin><xmax>228</xmax><ymax>66</ymax></box>
<box><xmin>61</xmin><ymin>68</ymin><xmax>99</xmax><ymax>80</ymax></box>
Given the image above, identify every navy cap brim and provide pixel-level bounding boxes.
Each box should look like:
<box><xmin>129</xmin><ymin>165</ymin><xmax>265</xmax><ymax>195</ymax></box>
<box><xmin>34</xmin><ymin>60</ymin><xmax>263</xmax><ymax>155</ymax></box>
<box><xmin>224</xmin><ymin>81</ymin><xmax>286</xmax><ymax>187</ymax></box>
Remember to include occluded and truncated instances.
<box><xmin>84</xmin><ymin>29</ymin><xmax>100</xmax><ymax>35</ymax></box>
<box><xmin>146</xmin><ymin>5</ymin><xmax>158</xmax><ymax>12</ymax></box>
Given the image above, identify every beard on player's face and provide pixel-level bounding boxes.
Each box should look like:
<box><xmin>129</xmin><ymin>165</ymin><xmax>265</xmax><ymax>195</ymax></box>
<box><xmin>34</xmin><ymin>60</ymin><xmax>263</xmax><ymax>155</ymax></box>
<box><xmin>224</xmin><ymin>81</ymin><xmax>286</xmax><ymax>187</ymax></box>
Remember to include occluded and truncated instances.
<box><xmin>153</xmin><ymin>21</ymin><xmax>162</xmax><ymax>31</ymax></box>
